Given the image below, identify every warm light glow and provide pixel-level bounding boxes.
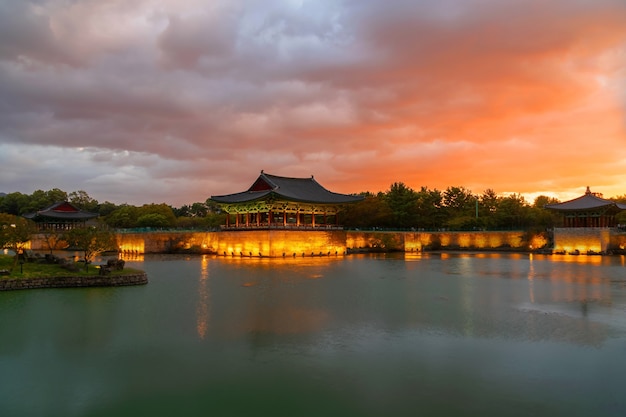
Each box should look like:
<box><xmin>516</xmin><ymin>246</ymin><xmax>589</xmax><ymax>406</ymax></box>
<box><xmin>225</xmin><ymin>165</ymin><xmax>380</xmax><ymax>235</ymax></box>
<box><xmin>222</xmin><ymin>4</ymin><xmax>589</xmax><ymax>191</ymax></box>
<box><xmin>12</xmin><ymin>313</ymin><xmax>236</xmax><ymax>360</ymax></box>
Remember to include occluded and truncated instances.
<box><xmin>402</xmin><ymin>231</ymin><xmax>525</xmax><ymax>251</ymax></box>
<box><xmin>118</xmin><ymin>240</ymin><xmax>145</xmax><ymax>254</ymax></box>
<box><xmin>458</xmin><ymin>234</ymin><xmax>471</xmax><ymax>248</ymax></box>
<box><xmin>530</xmin><ymin>235</ymin><xmax>548</xmax><ymax>250</ymax></box>
<box><xmin>196</xmin><ymin>255</ymin><xmax>210</xmax><ymax>340</ymax></box>
<box><xmin>217</xmin><ymin>231</ymin><xmax>347</xmax><ymax>257</ymax></box>
<box><xmin>552</xmin><ymin>228</ymin><xmax>610</xmax><ymax>254</ymax></box>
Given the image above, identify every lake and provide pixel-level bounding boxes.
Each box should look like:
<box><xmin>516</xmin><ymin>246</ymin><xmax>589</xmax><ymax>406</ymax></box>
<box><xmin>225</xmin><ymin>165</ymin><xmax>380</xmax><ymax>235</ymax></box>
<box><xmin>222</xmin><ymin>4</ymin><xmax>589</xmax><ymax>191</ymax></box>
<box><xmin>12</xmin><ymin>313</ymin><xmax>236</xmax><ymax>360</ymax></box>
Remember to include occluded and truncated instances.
<box><xmin>1</xmin><ymin>253</ymin><xmax>625</xmax><ymax>416</ymax></box>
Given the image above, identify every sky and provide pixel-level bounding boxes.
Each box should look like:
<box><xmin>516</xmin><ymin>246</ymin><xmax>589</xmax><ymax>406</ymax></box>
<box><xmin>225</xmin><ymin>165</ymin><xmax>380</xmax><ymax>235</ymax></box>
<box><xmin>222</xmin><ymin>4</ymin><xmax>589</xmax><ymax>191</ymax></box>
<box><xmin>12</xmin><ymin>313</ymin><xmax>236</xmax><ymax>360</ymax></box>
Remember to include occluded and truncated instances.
<box><xmin>0</xmin><ymin>0</ymin><xmax>625</xmax><ymax>207</ymax></box>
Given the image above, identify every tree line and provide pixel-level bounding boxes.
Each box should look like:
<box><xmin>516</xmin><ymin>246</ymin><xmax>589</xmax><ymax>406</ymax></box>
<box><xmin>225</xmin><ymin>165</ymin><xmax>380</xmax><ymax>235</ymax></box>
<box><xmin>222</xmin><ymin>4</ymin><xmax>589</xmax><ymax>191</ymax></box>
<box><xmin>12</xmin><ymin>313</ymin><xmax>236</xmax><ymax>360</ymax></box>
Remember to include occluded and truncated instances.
<box><xmin>0</xmin><ymin>189</ymin><xmax>225</xmax><ymax>229</ymax></box>
<box><xmin>339</xmin><ymin>183</ymin><xmax>626</xmax><ymax>231</ymax></box>
<box><xmin>2</xmin><ymin>184</ymin><xmax>626</xmax><ymax>231</ymax></box>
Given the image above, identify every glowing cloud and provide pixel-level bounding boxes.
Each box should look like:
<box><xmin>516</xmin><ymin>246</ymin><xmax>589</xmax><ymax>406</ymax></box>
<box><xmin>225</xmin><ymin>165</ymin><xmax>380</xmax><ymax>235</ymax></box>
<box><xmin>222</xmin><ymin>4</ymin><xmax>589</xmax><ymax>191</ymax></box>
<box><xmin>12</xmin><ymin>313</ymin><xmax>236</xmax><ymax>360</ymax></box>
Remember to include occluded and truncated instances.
<box><xmin>0</xmin><ymin>0</ymin><xmax>624</xmax><ymax>204</ymax></box>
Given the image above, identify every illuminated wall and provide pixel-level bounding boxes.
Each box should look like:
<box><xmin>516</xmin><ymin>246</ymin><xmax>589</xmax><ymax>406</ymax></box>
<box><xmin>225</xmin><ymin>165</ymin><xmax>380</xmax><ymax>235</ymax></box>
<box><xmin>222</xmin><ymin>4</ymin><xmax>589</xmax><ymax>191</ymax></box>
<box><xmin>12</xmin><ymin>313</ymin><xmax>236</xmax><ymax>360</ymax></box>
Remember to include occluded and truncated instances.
<box><xmin>346</xmin><ymin>231</ymin><xmax>404</xmax><ymax>251</ymax></box>
<box><xmin>610</xmin><ymin>231</ymin><xmax>626</xmax><ymax>251</ymax></box>
<box><xmin>215</xmin><ymin>230</ymin><xmax>347</xmax><ymax>257</ymax></box>
<box><xmin>553</xmin><ymin>228</ymin><xmax>611</xmax><ymax>253</ymax></box>
<box><xmin>26</xmin><ymin>229</ymin><xmax>619</xmax><ymax>256</ymax></box>
<box><xmin>425</xmin><ymin>231</ymin><xmax>525</xmax><ymax>250</ymax></box>
<box><xmin>117</xmin><ymin>230</ymin><xmax>347</xmax><ymax>257</ymax></box>
<box><xmin>348</xmin><ymin>231</ymin><xmax>529</xmax><ymax>252</ymax></box>
<box><xmin>117</xmin><ymin>232</ymin><xmax>220</xmax><ymax>255</ymax></box>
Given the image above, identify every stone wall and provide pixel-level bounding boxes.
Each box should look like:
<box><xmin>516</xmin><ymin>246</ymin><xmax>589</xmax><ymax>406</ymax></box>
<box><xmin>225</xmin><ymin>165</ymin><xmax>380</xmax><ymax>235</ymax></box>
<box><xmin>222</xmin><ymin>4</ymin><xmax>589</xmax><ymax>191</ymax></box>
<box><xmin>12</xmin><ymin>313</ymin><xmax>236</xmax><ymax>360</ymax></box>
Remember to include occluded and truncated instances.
<box><xmin>116</xmin><ymin>230</ymin><xmax>538</xmax><ymax>256</ymax></box>
<box><xmin>116</xmin><ymin>231</ymin><xmax>216</xmax><ymax>254</ymax></box>
<box><xmin>0</xmin><ymin>273</ymin><xmax>148</xmax><ymax>291</ymax></box>
<box><xmin>33</xmin><ymin>228</ymin><xmax>626</xmax><ymax>257</ymax></box>
<box><xmin>609</xmin><ymin>231</ymin><xmax>626</xmax><ymax>252</ymax></box>
<box><xmin>214</xmin><ymin>230</ymin><xmax>348</xmax><ymax>257</ymax></box>
<box><xmin>553</xmin><ymin>228</ymin><xmax>612</xmax><ymax>253</ymax></box>
<box><xmin>346</xmin><ymin>230</ymin><xmax>535</xmax><ymax>252</ymax></box>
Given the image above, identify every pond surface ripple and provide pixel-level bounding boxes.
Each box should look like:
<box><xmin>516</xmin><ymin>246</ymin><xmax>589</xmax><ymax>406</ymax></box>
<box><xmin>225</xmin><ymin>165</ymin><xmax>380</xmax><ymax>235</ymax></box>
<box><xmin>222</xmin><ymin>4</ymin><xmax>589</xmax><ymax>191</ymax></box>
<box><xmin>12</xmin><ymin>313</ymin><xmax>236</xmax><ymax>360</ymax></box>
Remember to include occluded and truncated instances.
<box><xmin>1</xmin><ymin>253</ymin><xmax>625</xmax><ymax>416</ymax></box>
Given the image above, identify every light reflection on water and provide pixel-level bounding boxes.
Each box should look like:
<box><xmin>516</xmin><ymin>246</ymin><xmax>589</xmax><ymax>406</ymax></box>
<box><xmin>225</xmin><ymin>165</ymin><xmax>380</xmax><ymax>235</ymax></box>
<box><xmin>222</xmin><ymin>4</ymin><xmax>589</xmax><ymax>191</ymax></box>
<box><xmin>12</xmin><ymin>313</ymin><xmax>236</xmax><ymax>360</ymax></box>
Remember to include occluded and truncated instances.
<box><xmin>1</xmin><ymin>253</ymin><xmax>626</xmax><ymax>416</ymax></box>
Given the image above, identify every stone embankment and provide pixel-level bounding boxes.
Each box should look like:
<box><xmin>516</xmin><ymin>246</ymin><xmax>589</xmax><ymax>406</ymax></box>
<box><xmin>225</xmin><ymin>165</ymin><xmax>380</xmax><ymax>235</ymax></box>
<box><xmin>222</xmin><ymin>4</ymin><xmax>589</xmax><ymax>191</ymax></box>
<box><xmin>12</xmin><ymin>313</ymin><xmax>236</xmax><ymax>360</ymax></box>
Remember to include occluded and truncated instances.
<box><xmin>0</xmin><ymin>273</ymin><xmax>148</xmax><ymax>291</ymax></box>
<box><xmin>26</xmin><ymin>228</ymin><xmax>626</xmax><ymax>257</ymax></box>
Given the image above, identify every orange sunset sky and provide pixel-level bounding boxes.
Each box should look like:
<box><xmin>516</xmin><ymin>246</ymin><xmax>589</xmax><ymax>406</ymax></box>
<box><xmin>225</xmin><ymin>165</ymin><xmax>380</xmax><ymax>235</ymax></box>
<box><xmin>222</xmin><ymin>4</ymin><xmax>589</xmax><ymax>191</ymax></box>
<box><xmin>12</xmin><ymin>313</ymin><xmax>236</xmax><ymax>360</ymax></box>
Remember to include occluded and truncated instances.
<box><xmin>0</xmin><ymin>0</ymin><xmax>625</xmax><ymax>206</ymax></box>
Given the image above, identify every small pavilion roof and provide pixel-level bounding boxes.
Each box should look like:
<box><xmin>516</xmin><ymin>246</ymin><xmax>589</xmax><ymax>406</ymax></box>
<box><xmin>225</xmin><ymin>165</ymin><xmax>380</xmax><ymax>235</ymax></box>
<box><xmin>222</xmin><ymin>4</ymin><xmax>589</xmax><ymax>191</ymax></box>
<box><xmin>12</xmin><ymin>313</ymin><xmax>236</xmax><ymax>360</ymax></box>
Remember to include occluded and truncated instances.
<box><xmin>23</xmin><ymin>201</ymin><xmax>99</xmax><ymax>220</ymax></box>
<box><xmin>211</xmin><ymin>171</ymin><xmax>363</xmax><ymax>205</ymax></box>
<box><xmin>545</xmin><ymin>187</ymin><xmax>626</xmax><ymax>211</ymax></box>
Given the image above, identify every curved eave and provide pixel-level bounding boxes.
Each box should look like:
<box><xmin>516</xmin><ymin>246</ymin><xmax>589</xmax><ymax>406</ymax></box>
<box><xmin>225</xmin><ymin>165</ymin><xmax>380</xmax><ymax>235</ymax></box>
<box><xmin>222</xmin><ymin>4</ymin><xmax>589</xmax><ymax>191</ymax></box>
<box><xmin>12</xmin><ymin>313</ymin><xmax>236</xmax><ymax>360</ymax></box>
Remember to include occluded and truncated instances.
<box><xmin>544</xmin><ymin>193</ymin><xmax>626</xmax><ymax>212</ymax></box>
<box><xmin>210</xmin><ymin>190</ymin><xmax>273</xmax><ymax>204</ymax></box>
<box><xmin>212</xmin><ymin>191</ymin><xmax>363</xmax><ymax>205</ymax></box>
<box><xmin>24</xmin><ymin>212</ymin><xmax>98</xmax><ymax>220</ymax></box>
<box><xmin>271</xmin><ymin>193</ymin><xmax>363</xmax><ymax>205</ymax></box>
<box><xmin>545</xmin><ymin>202</ymin><xmax>623</xmax><ymax>211</ymax></box>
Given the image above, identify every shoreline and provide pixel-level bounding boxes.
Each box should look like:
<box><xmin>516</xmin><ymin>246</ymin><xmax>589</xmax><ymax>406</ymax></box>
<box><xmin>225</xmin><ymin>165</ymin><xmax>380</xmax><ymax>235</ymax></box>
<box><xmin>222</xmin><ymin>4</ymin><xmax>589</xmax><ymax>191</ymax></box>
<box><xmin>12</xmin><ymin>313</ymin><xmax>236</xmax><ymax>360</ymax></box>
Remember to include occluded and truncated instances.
<box><xmin>0</xmin><ymin>272</ymin><xmax>148</xmax><ymax>291</ymax></box>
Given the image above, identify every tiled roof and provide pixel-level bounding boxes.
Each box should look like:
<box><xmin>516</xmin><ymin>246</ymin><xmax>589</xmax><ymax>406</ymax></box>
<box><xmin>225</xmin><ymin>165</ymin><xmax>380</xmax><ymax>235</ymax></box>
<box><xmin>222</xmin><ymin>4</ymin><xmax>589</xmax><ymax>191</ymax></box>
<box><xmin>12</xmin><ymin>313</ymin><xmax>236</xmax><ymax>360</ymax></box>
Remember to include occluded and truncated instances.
<box><xmin>545</xmin><ymin>187</ymin><xmax>626</xmax><ymax>211</ymax></box>
<box><xmin>211</xmin><ymin>172</ymin><xmax>363</xmax><ymax>204</ymax></box>
<box><xmin>23</xmin><ymin>201</ymin><xmax>99</xmax><ymax>220</ymax></box>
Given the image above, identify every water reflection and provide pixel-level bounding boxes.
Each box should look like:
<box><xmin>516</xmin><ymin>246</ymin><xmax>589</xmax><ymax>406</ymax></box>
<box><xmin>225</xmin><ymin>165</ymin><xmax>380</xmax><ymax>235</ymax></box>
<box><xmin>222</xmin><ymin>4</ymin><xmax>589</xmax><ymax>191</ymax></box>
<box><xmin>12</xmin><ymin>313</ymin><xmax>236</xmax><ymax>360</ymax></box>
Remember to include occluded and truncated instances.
<box><xmin>120</xmin><ymin>252</ymin><xmax>626</xmax><ymax>349</ymax></box>
<box><xmin>170</xmin><ymin>253</ymin><xmax>625</xmax><ymax>348</ymax></box>
<box><xmin>528</xmin><ymin>253</ymin><xmax>536</xmax><ymax>303</ymax></box>
<box><xmin>3</xmin><ymin>252</ymin><xmax>626</xmax><ymax>416</ymax></box>
<box><xmin>196</xmin><ymin>255</ymin><xmax>210</xmax><ymax>339</ymax></box>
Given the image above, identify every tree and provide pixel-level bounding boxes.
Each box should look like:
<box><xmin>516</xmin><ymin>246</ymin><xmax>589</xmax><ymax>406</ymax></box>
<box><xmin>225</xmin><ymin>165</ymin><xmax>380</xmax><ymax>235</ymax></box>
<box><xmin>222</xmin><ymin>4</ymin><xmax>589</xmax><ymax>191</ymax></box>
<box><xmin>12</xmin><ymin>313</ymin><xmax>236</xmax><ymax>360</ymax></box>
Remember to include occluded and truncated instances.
<box><xmin>23</xmin><ymin>189</ymin><xmax>69</xmax><ymax>214</ymax></box>
<box><xmin>97</xmin><ymin>201</ymin><xmax>118</xmax><ymax>217</ymax></box>
<box><xmin>64</xmin><ymin>225</ymin><xmax>117</xmax><ymax>272</ymax></box>
<box><xmin>495</xmin><ymin>193</ymin><xmax>531</xmax><ymax>229</ymax></box>
<box><xmin>340</xmin><ymin>192</ymin><xmax>393</xmax><ymax>229</ymax></box>
<box><xmin>0</xmin><ymin>192</ymin><xmax>30</xmax><ymax>215</ymax></box>
<box><xmin>533</xmin><ymin>195</ymin><xmax>560</xmax><ymax>208</ymax></box>
<box><xmin>443</xmin><ymin>186</ymin><xmax>478</xmax><ymax>230</ymax></box>
<box><xmin>137</xmin><ymin>203</ymin><xmax>176</xmax><ymax>227</ymax></box>
<box><xmin>385</xmin><ymin>182</ymin><xmax>417</xmax><ymax>228</ymax></box>
<box><xmin>531</xmin><ymin>195</ymin><xmax>561</xmax><ymax>229</ymax></box>
<box><xmin>136</xmin><ymin>213</ymin><xmax>171</xmax><ymax>228</ymax></box>
<box><xmin>478</xmin><ymin>189</ymin><xmax>500</xmax><ymax>229</ymax></box>
<box><xmin>105</xmin><ymin>205</ymin><xmax>139</xmax><ymax>228</ymax></box>
<box><xmin>0</xmin><ymin>214</ymin><xmax>38</xmax><ymax>271</ymax></box>
<box><xmin>136</xmin><ymin>204</ymin><xmax>177</xmax><ymax>228</ymax></box>
<box><xmin>40</xmin><ymin>229</ymin><xmax>65</xmax><ymax>254</ymax></box>
<box><xmin>415</xmin><ymin>187</ymin><xmax>445</xmax><ymax>229</ymax></box>
<box><xmin>69</xmin><ymin>190</ymin><xmax>99</xmax><ymax>212</ymax></box>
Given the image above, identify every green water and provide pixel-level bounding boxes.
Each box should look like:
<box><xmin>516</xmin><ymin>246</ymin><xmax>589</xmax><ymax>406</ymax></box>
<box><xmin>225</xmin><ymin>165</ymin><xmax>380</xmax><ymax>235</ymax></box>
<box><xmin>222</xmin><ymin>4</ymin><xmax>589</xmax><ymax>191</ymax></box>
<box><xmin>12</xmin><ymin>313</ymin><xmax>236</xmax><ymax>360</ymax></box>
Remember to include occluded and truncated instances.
<box><xmin>1</xmin><ymin>253</ymin><xmax>625</xmax><ymax>416</ymax></box>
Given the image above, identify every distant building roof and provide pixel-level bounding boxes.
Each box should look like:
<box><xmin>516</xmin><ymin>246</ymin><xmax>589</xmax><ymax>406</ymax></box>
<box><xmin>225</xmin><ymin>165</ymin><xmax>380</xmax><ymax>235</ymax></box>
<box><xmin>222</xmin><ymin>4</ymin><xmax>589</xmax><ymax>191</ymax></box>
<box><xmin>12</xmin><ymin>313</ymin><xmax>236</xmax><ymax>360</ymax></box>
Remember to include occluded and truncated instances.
<box><xmin>23</xmin><ymin>201</ymin><xmax>99</xmax><ymax>221</ymax></box>
<box><xmin>210</xmin><ymin>171</ymin><xmax>363</xmax><ymax>205</ymax></box>
<box><xmin>545</xmin><ymin>187</ymin><xmax>626</xmax><ymax>211</ymax></box>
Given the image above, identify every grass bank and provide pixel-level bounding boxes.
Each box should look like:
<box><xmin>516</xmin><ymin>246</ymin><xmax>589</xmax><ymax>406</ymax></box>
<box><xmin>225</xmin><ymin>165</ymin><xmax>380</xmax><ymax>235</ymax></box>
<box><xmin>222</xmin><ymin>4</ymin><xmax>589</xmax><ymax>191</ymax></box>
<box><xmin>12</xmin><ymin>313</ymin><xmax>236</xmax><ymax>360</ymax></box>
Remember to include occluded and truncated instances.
<box><xmin>0</xmin><ymin>254</ymin><xmax>143</xmax><ymax>279</ymax></box>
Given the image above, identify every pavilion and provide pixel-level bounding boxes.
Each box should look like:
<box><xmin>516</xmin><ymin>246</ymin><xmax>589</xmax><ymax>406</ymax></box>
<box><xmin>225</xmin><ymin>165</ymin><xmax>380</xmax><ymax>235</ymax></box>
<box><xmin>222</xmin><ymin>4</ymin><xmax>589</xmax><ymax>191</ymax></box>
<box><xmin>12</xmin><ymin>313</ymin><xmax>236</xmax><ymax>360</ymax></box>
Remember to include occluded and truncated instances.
<box><xmin>210</xmin><ymin>171</ymin><xmax>363</xmax><ymax>229</ymax></box>
<box><xmin>23</xmin><ymin>201</ymin><xmax>99</xmax><ymax>231</ymax></box>
<box><xmin>544</xmin><ymin>187</ymin><xmax>626</xmax><ymax>254</ymax></box>
<box><xmin>545</xmin><ymin>187</ymin><xmax>626</xmax><ymax>228</ymax></box>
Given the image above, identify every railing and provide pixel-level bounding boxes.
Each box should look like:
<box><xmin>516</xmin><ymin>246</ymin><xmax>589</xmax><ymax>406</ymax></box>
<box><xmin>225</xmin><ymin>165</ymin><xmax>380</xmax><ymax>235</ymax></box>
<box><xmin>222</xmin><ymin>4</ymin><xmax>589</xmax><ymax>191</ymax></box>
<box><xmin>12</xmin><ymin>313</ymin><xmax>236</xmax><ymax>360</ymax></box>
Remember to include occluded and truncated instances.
<box><xmin>221</xmin><ymin>224</ymin><xmax>344</xmax><ymax>231</ymax></box>
<box><xmin>114</xmin><ymin>227</ymin><xmax>221</xmax><ymax>233</ymax></box>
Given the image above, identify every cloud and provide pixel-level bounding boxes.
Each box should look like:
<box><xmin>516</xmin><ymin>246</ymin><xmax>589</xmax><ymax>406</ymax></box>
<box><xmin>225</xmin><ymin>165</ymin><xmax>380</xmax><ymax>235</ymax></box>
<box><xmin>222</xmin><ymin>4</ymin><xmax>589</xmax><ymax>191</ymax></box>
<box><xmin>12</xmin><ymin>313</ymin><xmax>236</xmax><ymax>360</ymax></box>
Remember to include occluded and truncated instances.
<box><xmin>0</xmin><ymin>0</ymin><xmax>625</xmax><ymax>205</ymax></box>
